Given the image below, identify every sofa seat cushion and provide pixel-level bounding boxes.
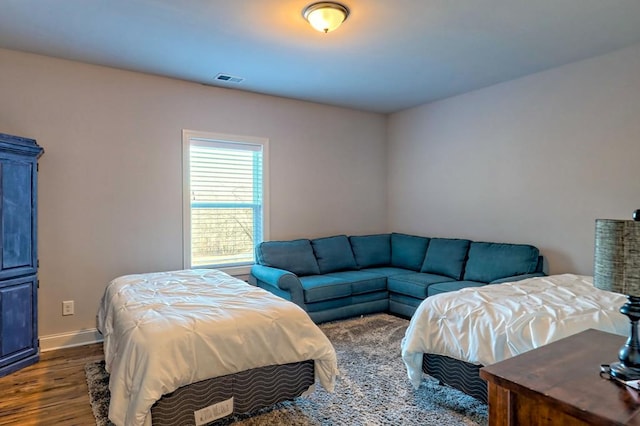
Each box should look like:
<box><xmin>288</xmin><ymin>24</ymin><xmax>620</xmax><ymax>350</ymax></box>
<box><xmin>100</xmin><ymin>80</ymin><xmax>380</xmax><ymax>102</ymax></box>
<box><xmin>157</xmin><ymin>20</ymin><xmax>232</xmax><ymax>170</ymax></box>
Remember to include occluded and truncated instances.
<box><xmin>350</xmin><ymin>234</ymin><xmax>391</xmax><ymax>268</ymax></box>
<box><xmin>391</xmin><ymin>233</ymin><xmax>430</xmax><ymax>271</ymax></box>
<box><xmin>463</xmin><ymin>242</ymin><xmax>540</xmax><ymax>283</ymax></box>
<box><xmin>256</xmin><ymin>239</ymin><xmax>320</xmax><ymax>276</ymax></box>
<box><xmin>421</xmin><ymin>238</ymin><xmax>471</xmax><ymax>280</ymax></box>
<box><xmin>427</xmin><ymin>280</ymin><xmax>486</xmax><ymax>297</ymax></box>
<box><xmin>311</xmin><ymin>235</ymin><xmax>358</xmax><ymax>274</ymax></box>
<box><xmin>326</xmin><ymin>270</ymin><xmax>387</xmax><ymax>295</ymax></box>
<box><xmin>361</xmin><ymin>266</ymin><xmax>412</xmax><ymax>277</ymax></box>
<box><xmin>299</xmin><ymin>275</ymin><xmax>351</xmax><ymax>303</ymax></box>
<box><xmin>388</xmin><ymin>273</ymin><xmax>454</xmax><ymax>299</ymax></box>
<box><xmin>490</xmin><ymin>272</ymin><xmax>544</xmax><ymax>284</ymax></box>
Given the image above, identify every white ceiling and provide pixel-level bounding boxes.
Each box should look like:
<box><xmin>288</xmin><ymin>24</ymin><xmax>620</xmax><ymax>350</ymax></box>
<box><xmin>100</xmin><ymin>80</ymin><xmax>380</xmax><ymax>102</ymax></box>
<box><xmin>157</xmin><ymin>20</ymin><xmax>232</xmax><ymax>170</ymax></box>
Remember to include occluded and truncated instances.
<box><xmin>2</xmin><ymin>0</ymin><xmax>640</xmax><ymax>113</ymax></box>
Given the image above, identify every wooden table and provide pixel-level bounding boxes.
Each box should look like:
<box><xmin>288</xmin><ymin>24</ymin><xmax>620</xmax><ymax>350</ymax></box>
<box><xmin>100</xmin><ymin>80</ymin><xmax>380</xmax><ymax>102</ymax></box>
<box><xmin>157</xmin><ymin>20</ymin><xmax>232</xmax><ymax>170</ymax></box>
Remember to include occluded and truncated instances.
<box><xmin>480</xmin><ymin>329</ymin><xmax>640</xmax><ymax>425</ymax></box>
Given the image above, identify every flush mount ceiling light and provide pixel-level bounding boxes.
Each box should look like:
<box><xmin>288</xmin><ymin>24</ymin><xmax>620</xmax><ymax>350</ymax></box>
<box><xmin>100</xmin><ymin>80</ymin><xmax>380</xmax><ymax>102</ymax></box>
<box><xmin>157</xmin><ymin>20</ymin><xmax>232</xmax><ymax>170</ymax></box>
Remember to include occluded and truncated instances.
<box><xmin>302</xmin><ymin>2</ymin><xmax>350</xmax><ymax>33</ymax></box>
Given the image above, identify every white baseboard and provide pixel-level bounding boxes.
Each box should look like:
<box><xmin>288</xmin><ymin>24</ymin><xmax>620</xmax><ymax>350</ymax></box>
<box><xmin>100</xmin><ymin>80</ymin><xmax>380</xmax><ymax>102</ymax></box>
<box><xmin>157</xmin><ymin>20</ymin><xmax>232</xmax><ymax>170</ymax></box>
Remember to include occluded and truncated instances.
<box><xmin>40</xmin><ymin>328</ymin><xmax>104</xmax><ymax>352</ymax></box>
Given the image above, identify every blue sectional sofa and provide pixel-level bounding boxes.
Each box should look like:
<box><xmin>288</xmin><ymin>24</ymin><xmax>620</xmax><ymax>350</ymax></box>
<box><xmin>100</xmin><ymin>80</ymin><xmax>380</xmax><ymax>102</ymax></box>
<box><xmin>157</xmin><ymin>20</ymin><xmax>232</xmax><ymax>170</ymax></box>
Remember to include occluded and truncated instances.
<box><xmin>249</xmin><ymin>233</ymin><xmax>544</xmax><ymax>323</ymax></box>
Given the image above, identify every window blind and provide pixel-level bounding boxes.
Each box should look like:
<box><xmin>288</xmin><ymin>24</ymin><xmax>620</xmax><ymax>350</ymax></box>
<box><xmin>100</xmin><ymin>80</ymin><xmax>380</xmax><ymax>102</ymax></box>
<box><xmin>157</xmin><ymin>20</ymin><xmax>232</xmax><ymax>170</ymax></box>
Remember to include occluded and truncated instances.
<box><xmin>189</xmin><ymin>140</ymin><xmax>263</xmax><ymax>268</ymax></box>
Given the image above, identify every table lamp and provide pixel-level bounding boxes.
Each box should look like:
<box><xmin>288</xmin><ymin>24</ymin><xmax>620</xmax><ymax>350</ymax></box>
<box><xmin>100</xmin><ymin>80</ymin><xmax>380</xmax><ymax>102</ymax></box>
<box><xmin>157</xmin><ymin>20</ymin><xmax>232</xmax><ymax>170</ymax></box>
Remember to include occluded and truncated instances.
<box><xmin>594</xmin><ymin>210</ymin><xmax>640</xmax><ymax>381</ymax></box>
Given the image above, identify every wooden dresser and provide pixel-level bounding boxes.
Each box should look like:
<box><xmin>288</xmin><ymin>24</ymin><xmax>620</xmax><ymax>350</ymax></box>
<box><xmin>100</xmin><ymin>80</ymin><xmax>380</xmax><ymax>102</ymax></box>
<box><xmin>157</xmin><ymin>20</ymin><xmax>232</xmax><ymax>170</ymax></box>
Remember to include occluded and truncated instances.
<box><xmin>0</xmin><ymin>133</ymin><xmax>44</xmax><ymax>377</ymax></box>
<box><xmin>480</xmin><ymin>328</ymin><xmax>640</xmax><ymax>425</ymax></box>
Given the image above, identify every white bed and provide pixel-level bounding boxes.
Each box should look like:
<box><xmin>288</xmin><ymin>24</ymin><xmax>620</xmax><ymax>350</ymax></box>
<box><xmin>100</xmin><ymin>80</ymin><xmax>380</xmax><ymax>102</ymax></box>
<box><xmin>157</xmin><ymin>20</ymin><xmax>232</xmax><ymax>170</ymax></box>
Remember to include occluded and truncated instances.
<box><xmin>401</xmin><ymin>274</ymin><xmax>629</xmax><ymax>398</ymax></box>
<box><xmin>97</xmin><ymin>269</ymin><xmax>338</xmax><ymax>426</ymax></box>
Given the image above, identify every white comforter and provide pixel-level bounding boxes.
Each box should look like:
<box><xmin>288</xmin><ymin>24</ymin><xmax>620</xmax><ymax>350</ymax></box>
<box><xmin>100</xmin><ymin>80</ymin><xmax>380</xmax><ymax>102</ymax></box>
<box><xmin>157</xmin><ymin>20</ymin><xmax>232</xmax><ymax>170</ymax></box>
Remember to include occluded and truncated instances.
<box><xmin>401</xmin><ymin>274</ymin><xmax>628</xmax><ymax>389</ymax></box>
<box><xmin>97</xmin><ymin>269</ymin><xmax>338</xmax><ymax>426</ymax></box>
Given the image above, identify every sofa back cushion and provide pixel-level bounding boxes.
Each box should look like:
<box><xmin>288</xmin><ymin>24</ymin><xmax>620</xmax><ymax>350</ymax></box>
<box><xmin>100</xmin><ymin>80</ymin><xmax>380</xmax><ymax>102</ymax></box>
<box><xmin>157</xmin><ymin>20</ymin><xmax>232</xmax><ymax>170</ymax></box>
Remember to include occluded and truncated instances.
<box><xmin>312</xmin><ymin>235</ymin><xmax>358</xmax><ymax>274</ymax></box>
<box><xmin>349</xmin><ymin>234</ymin><xmax>391</xmax><ymax>268</ymax></box>
<box><xmin>391</xmin><ymin>233</ymin><xmax>430</xmax><ymax>271</ymax></box>
<box><xmin>463</xmin><ymin>242</ymin><xmax>540</xmax><ymax>283</ymax></box>
<box><xmin>256</xmin><ymin>239</ymin><xmax>320</xmax><ymax>276</ymax></box>
<box><xmin>421</xmin><ymin>238</ymin><xmax>471</xmax><ymax>280</ymax></box>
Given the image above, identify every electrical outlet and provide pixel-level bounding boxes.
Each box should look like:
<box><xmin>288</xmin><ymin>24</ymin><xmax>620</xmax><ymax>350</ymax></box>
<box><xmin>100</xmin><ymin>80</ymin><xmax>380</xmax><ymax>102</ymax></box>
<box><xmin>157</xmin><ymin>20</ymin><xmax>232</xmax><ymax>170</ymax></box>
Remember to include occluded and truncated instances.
<box><xmin>62</xmin><ymin>300</ymin><xmax>74</xmax><ymax>316</ymax></box>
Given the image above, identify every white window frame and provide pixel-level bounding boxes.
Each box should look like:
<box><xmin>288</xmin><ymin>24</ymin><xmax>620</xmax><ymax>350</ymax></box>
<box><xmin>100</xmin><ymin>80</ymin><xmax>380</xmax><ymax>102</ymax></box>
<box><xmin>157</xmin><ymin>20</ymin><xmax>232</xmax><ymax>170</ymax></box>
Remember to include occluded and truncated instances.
<box><xmin>182</xmin><ymin>129</ymin><xmax>269</xmax><ymax>276</ymax></box>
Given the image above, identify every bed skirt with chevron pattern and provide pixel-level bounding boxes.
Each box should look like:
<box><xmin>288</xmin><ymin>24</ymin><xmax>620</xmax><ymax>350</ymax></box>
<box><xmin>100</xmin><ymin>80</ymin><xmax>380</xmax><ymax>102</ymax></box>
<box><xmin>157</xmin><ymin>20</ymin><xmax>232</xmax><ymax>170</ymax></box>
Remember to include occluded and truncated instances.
<box><xmin>149</xmin><ymin>360</ymin><xmax>315</xmax><ymax>426</ymax></box>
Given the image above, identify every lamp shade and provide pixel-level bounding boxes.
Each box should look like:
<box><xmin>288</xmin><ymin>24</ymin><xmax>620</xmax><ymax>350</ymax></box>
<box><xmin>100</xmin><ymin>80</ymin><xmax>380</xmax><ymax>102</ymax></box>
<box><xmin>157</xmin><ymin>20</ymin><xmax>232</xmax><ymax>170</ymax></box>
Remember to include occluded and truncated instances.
<box><xmin>303</xmin><ymin>2</ymin><xmax>349</xmax><ymax>33</ymax></box>
<box><xmin>594</xmin><ymin>219</ymin><xmax>640</xmax><ymax>296</ymax></box>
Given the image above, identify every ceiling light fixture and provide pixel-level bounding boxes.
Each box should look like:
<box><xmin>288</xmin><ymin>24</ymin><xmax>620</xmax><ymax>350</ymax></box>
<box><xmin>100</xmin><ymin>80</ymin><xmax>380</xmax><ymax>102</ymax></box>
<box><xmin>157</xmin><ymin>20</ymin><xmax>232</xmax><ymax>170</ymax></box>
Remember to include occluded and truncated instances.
<box><xmin>302</xmin><ymin>2</ymin><xmax>350</xmax><ymax>33</ymax></box>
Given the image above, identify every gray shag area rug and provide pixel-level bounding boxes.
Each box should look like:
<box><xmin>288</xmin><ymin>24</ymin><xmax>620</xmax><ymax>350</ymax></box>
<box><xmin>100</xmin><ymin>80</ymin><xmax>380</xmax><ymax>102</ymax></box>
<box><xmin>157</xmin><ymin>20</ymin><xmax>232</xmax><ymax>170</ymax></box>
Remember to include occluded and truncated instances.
<box><xmin>85</xmin><ymin>313</ymin><xmax>488</xmax><ymax>425</ymax></box>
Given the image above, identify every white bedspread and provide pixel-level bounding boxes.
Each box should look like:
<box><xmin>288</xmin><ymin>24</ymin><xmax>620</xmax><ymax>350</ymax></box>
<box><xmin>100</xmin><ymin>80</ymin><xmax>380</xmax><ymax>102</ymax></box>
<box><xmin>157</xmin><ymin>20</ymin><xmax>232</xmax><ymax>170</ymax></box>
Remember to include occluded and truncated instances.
<box><xmin>401</xmin><ymin>274</ymin><xmax>628</xmax><ymax>389</ymax></box>
<box><xmin>97</xmin><ymin>269</ymin><xmax>338</xmax><ymax>426</ymax></box>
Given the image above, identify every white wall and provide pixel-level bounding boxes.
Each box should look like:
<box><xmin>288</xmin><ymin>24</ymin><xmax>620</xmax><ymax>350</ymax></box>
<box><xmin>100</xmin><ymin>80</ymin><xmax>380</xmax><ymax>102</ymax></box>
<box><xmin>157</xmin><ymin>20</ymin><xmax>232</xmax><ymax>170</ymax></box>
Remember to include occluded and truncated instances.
<box><xmin>388</xmin><ymin>43</ymin><xmax>640</xmax><ymax>276</ymax></box>
<box><xmin>4</xmin><ymin>40</ymin><xmax>640</xmax><ymax>347</ymax></box>
<box><xmin>0</xmin><ymin>48</ymin><xmax>387</xmax><ymax>344</ymax></box>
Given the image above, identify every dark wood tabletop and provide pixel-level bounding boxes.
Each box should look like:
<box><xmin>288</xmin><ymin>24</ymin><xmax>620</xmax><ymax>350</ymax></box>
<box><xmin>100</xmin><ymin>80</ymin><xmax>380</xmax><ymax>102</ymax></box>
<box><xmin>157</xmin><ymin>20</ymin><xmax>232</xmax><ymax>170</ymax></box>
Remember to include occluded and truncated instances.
<box><xmin>480</xmin><ymin>328</ymin><xmax>640</xmax><ymax>425</ymax></box>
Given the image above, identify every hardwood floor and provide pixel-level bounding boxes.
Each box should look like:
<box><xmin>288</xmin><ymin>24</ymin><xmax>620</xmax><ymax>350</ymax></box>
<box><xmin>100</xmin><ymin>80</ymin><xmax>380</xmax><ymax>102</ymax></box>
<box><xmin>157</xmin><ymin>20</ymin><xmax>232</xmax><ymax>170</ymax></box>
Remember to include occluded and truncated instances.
<box><xmin>0</xmin><ymin>343</ymin><xmax>104</xmax><ymax>426</ymax></box>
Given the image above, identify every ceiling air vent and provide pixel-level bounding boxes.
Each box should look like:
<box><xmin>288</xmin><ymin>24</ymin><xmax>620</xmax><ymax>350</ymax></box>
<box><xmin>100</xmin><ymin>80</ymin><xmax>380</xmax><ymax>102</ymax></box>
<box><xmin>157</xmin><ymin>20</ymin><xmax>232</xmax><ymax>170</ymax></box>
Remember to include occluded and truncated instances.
<box><xmin>214</xmin><ymin>73</ymin><xmax>244</xmax><ymax>84</ymax></box>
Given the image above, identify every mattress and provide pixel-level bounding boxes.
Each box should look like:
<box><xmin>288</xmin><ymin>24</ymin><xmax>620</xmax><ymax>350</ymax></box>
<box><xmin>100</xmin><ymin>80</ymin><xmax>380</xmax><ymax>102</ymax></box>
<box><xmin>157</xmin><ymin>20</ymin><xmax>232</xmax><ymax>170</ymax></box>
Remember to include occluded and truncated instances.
<box><xmin>97</xmin><ymin>269</ymin><xmax>338</xmax><ymax>426</ymax></box>
<box><xmin>401</xmin><ymin>274</ymin><xmax>629</xmax><ymax>390</ymax></box>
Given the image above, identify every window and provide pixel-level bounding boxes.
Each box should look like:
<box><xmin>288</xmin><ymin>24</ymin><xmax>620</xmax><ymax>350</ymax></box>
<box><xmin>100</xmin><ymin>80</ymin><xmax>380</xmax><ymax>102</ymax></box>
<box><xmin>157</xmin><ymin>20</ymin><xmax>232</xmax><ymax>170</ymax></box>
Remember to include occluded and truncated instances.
<box><xmin>183</xmin><ymin>130</ymin><xmax>269</xmax><ymax>273</ymax></box>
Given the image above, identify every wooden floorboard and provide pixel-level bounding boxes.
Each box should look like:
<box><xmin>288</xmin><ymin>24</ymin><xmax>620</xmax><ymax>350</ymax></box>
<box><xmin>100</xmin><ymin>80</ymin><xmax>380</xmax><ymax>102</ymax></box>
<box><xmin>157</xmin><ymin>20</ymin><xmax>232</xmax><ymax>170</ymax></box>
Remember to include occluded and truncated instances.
<box><xmin>0</xmin><ymin>343</ymin><xmax>104</xmax><ymax>426</ymax></box>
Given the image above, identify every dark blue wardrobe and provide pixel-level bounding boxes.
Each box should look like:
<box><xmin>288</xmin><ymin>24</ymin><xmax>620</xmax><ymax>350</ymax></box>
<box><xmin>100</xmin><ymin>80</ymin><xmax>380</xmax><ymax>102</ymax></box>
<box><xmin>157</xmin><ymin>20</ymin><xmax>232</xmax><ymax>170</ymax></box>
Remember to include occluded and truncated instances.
<box><xmin>0</xmin><ymin>133</ymin><xmax>43</xmax><ymax>377</ymax></box>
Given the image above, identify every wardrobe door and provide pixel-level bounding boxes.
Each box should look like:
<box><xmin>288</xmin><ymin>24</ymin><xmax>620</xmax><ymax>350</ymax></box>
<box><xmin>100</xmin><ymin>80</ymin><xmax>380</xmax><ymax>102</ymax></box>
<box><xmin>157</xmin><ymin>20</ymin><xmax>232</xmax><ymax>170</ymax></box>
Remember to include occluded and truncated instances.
<box><xmin>0</xmin><ymin>275</ymin><xmax>38</xmax><ymax>373</ymax></box>
<box><xmin>0</xmin><ymin>157</ymin><xmax>37</xmax><ymax>279</ymax></box>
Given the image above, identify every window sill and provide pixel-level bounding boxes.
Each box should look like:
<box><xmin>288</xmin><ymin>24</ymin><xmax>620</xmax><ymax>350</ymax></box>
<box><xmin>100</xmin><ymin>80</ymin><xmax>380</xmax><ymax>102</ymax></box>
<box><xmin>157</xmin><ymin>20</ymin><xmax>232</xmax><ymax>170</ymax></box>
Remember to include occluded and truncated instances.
<box><xmin>220</xmin><ymin>265</ymin><xmax>252</xmax><ymax>277</ymax></box>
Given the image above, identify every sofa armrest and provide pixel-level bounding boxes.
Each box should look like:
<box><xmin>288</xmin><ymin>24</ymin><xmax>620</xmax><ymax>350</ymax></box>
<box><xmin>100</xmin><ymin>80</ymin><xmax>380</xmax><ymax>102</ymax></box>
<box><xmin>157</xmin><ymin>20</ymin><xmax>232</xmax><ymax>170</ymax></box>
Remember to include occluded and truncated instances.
<box><xmin>490</xmin><ymin>272</ymin><xmax>546</xmax><ymax>284</ymax></box>
<box><xmin>250</xmin><ymin>265</ymin><xmax>305</xmax><ymax>307</ymax></box>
